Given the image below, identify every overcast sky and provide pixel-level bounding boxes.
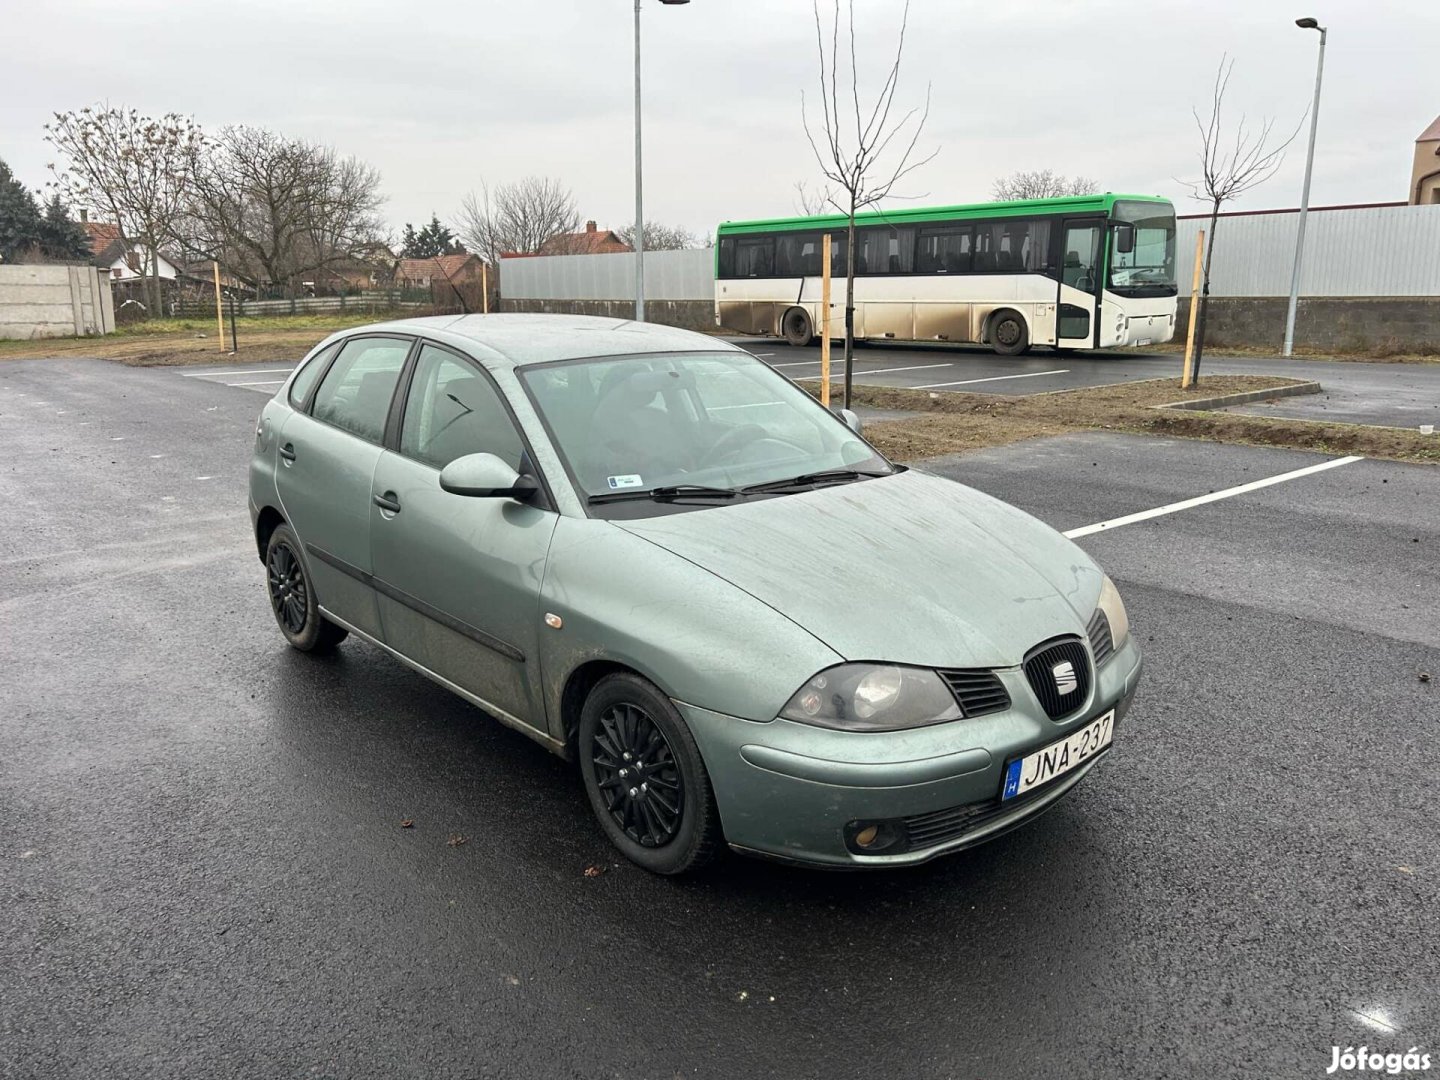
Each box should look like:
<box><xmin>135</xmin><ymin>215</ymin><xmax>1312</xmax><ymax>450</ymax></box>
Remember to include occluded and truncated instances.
<box><xmin>3</xmin><ymin>0</ymin><xmax>1436</xmax><ymax>243</ymax></box>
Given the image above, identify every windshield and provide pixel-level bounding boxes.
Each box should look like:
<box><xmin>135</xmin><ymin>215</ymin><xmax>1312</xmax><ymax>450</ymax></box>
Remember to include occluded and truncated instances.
<box><xmin>1108</xmin><ymin>200</ymin><xmax>1177</xmax><ymax>295</ymax></box>
<box><xmin>520</xmin><ymin>352</ymin><xmax>891</xmax><ymax>511</ymax></box>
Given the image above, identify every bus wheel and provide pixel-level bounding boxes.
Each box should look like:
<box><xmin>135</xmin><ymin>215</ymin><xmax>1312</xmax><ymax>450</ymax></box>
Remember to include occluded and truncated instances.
<box><xmin>990</xmin><ymin>311</ymin><xmax>1029</xmax><ymax>356</ymax></box>
<box><xmin>781</xmin><ymin>307</ymin><xmax>814</xmax><ymax>348</ymax></box>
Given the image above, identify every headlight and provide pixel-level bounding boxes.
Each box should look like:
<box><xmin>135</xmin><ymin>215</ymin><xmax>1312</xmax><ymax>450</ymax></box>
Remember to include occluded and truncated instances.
<box><xmin>780</xmin><ymin>663</ymin><xmax>961</xmax><ymax>732</ymax></box>
<box><xmin>1097</xmin><ymin>574</ymin><xmax>1130</xmax><ymax>651</ymax></box>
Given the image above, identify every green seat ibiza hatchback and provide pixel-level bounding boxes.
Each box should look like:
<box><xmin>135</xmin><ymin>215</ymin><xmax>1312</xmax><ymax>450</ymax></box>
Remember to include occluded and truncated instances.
<box><xmin>250</xmin><ymin>315</ymin><xmax>1141</xmax><ymax>873</ymax></box>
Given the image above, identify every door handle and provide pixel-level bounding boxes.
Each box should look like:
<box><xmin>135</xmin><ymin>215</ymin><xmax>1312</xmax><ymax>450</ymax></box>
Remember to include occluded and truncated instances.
<box><xmin>373</xmin><ymin>491</ymin><xmax>402</xmax><ymax>514</ymax></box>
<box><xmin>279</xmin><ymin>443</ymin><xmax>297</xmax><ymax>462</ymax></box>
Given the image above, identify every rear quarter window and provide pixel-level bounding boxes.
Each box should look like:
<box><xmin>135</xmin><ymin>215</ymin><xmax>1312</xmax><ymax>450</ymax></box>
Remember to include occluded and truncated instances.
<box><xmin>288</xmin><ymin>342</ymin><xmax>340</xmax><ymax>409</ymax></box>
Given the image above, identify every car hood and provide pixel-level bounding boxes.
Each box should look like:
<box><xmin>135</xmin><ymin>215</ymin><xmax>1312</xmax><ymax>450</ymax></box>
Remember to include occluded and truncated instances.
<box><xmin>614</xmin><ymin>469</ymin><xmax>1102</xmax><ymax>669</ymax></box>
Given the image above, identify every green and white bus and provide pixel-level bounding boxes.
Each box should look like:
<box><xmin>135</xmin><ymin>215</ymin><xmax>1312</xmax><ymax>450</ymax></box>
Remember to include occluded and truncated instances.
<box><xmin>714</xmin><ymin>194</ymin><xmax>1177</xmax><ymax>355</ymax></box>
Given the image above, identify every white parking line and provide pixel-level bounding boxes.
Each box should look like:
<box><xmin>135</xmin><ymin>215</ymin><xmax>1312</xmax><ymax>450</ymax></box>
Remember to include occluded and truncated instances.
<box><xmin>1063</xmin><ymin>455</ymin><xmax>1364</xmax><ymax>540</ymax></box>
<box><xmin>226</xmin><ymin>379</ymin><xmax>286</xmax><ymax>387</ymax></box>
<box><xmin>814</xmin><ymin>362</ymin><xmax>956</xmax><ymax>378</ymax></box>
<box><xmin>914</xmin><ymin>369</ymin><xmax>1069</xmax><ymax>389</ymax></box>
<box><xmin>180</xmin><ymin>367</ymin><xmax>294</xmax><ymax>378</ymax></box>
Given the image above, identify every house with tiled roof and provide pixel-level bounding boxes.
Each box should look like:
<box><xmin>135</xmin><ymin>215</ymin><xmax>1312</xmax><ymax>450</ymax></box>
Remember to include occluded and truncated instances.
<box><xmin>395</xmin><ymin>253</ymin><xmax>487</xmax><ymax>289</ymax></box>
<box><xmin>534</xmin><ymin>221</ymin><xmax>633</xmax><ymax>257</ymax></box>
<box><xmin>82</xmin><ymin>218</ymin><xmax>179</xmax><ymax>286</ymax></box>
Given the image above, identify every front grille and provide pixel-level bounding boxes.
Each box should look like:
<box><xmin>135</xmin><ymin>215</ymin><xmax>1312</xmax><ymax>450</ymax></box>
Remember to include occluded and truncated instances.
<box><xmin>1022</xmin><ymin>637</ymin><xmax>1091</xmax><ymax>720</ymax></box>
<box><xmin>1087</xmin><ymin>609</ymin><xmax>1114</xmax><ymax>667</ymax></box>
<box><xmin>938</xmin><ymin>668</ymin><xmax>1011</xmax><ymax>718</ymax></box>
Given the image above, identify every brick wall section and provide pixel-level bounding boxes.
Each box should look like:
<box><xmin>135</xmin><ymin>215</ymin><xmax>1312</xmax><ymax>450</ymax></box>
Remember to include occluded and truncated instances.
<box><xmin>1177</xmin><ymin>296</ymin><xmax>1440</xmax><ymax>354</ymax></box>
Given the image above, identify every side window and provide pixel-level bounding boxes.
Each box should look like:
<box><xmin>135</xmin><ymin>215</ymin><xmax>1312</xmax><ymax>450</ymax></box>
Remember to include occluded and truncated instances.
<box><xmin>858</xmin><ymin>227</ymin><xmax>915</xmax><ymax>275</ymax></box>
<box><xmin>978</xmin><ymin>220</ymin><xmax>1031</xmax><ymax>273</ymax></box>
<box><xmin>400</xmin><ymin>344</ymin><xmax>525</xmax><ymax>470</ymax></box>
<box><xmin>916</xmin><ymin>227</ymin><xmax>971</xmax><ymax>273</ymax></box>
<box><xmin>288</xmin><ymin>341</ymin><xmax>338</xmax><ymax>408</ymax></box>
<box><xmin>310</xmin><ymin>336</ymin><xmax>410</xmax><ymax>444</ymax></box>
<box><xmin>717</xmin><ymin>236</ymin><xmax>735</xmax><ymax>278</ymax></box>
<box><xmin>735</xmin><ymin>237</ymin><xmax>775</xmax><ymax>277</ymax></box>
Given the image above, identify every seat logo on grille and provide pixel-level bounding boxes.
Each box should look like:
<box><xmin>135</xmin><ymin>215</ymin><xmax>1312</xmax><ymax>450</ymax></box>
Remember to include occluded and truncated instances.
<box><xmin>1051</xmin><ymin>660</ymin><xmax>1078</xmax><ymax>696</ymax></box>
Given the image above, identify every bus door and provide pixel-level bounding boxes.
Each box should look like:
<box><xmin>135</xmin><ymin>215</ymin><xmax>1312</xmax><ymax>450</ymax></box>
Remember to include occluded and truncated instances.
<box><xmin>1057</xmin><ymin>218</ymin><xmax>1104</xmax><ymax>348</ymax></box>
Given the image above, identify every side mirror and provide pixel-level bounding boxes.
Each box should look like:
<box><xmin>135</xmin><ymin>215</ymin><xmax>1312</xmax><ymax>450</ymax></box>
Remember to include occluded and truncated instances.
<box><xmin>439</xmin><ymin>452</ymin><xmax>538</xmax><ymax>500</ymax></box>
<box><xmin>835</xmin><ymin>407</ymin><xmax>863</xmax><ymax>435</ymax></box>
<box><xmin>1113</xmin><ymin>222</ymin><xmax>1135</xmax><ymax>254</ymax></box>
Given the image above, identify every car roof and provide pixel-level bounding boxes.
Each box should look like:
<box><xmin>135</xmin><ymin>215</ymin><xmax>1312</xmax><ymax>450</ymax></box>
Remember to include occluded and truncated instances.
<box><xmin>346</xmin><ymin>313</ymin><xmax>740</xmax><ymax>369</ymax></box>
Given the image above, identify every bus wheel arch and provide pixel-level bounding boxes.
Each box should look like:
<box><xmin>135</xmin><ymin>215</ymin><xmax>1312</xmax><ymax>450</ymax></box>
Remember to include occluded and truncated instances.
<box><xmin>986</xmin><ymin>308</ymin><xmax>1030</xmax><ymax>356</ymax></box>
<box><xmin>780</xmin><ymin>306</ymin><xmax>814</xmax><ymax>348</ymax></box>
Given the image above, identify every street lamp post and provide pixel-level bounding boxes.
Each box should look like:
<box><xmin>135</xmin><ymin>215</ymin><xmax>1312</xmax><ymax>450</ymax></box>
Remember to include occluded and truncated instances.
<box><xmin>634</xmin><ymin>0</ymin><xmax>690</xmax><ymax>323</ymax></box>
<box><xmin>1283</xmin><ymin>17</ymin><xmax>1327</xmax><ymax>357</ymax></box>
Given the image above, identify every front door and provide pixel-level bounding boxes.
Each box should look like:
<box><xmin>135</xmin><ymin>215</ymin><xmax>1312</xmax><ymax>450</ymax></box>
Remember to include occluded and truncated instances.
<box><xmin>275</xmin><ymin>334</ymin><xmax>413</xmax><ymax>638</ymax></box>
<box><xmin>1057</xmin><ymin>219</ymin><xmax>1104</xmax><ymax>348</ymax></box>
<box><xmin>369</xmin><ymin>342</ymin><xmax>559</xmax><ymax>731</ymax></box>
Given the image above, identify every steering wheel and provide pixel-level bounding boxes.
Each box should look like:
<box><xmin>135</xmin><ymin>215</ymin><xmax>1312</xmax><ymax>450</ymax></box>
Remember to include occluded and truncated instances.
<box><xmin>697</xmin><ymin>424</ymin><xmax>769</xmax><ymax>468</ymax></box>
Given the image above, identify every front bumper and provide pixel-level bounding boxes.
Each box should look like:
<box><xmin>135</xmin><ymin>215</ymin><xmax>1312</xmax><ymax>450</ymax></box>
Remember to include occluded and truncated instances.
<box><xmin>681</xmin><ymin>636</ymin><xmax>1142</xmax><ymax>868</ymax></box>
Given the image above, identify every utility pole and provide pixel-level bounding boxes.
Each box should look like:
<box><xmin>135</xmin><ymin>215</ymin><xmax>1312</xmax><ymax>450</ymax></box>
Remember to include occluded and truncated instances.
<box><xmin>1283</xmin><ymin>18</ymin><xmax>1327</xmax><ymax>357</ymax></box>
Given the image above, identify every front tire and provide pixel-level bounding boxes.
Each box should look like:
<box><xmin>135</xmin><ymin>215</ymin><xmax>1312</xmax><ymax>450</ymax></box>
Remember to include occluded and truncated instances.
<box><xmin>264</xmin><ymin>524</ymin><xmax>348</xmax><ymax>652</ymax></box>
<box><xmin>578</xmin><ymin>673</ymin><xmax>721</xmax><ymax>875</ymax></box>
<box><xmin>990</xmin><ymin>310</ymin><xmax>1030</xmax><ymax>356</ymax></box>
<box><xmin>781</xmin><ymin>307</ymin><xmax>814</xmax><ymax>348</ymax></box>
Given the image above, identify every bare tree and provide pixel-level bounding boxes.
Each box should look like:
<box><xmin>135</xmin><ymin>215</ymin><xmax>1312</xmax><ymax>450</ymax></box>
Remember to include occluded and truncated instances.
<box><xmin>991</xmin><ymin>170</ymin><xmax>1097</xmax><ymax>201</ymax></box>
<box><xmin>617</xmin><ymin>221</ymin><xmax>698</xmax><ymax>251</ymax></box>
<box><xmin>45</xmin><ymin>105</ymin><xmax>203</xmax><ymax>314</ymax></box>
<box><xmin>793</xmin><ymin>179</ymin><xmax>837</xmax><ymax>217</ymax></box>
<box><xmin>1180</xmin><ymin>57</ymin><xmax>1301</xmax><ymax>378</ymax></box>
<box><xmin>180</xmin><ymin>126</ymin><xmax>386</xmax><ymax>297</ymax></box>
<box><xmin>456</xmin><ymin>177</ymin><xmax>580</xmax><ymax>266</ymax></box>
<box><xmin>801</xmin><ymin>0</ymin><xmax>936</xmax><ymax>408</ymax></box>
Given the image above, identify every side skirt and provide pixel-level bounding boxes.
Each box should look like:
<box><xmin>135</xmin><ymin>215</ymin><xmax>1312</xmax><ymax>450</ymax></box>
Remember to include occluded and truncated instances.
<box><xmin>318</xmin><ymin>605</ymin><xmax>567</xmax><ymax>757</ymax></box>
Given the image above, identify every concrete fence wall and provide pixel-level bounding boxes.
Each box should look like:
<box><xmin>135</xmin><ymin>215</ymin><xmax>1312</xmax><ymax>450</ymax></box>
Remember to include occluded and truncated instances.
<box><xmin>0</xmin><ymin>264</ymin><xmax>115</xmax><ymax>340</ymax></box>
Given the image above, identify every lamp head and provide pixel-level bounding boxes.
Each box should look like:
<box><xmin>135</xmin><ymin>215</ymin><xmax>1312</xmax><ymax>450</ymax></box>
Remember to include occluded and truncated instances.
<box><xmin>1295</xmin><ymin>17</ymin><xmax>1321</xmax><ymax>29</ymax></box>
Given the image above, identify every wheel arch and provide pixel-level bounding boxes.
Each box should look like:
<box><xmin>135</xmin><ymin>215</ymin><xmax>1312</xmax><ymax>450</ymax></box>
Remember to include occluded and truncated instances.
<box><xmin>981</xmin><ymin>306</ymin><xmax>1028</xmax><ymax>344</ymax></box>
<box><xmin>557</xmin><ymin>658</ymin><xmax>652</xmax><ymax>761</ymax></box>
<box><xmin>255</xmin><ymin>505</ymin><xmax>286</xmax><ymax>563</ymax></box>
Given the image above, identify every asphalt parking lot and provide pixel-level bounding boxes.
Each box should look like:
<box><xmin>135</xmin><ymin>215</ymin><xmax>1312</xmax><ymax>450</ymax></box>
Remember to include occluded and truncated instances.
<box><xmin>728</xmin><ymin>337</ymin><xmax>1440</xmax><ymax>430</ymax></box>
<box><xmin>3</xmin><ymin>358</ymin><xmax>1437</xmax><ymax>1080</ymax></box>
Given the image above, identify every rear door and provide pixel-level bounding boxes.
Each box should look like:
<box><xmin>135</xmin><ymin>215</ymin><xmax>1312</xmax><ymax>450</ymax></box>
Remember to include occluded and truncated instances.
<box><xmin>369</xmin><ymin>342</ymin><xmax>559</xmax><ymax>732</ymax></box>
<box><xmin>1057</xmin><ymin>218</ymin><xmax>1105</xmax><ymax>348</ymax></box>
<box><xmin>274</xmin><ymin>334</ymin><xmax>413</xmax><ymax>638</ymax></box>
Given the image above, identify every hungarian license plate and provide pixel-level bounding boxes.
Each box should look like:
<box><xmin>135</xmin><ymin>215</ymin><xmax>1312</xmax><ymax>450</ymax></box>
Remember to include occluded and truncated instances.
<box><xmin>1001</xmin><ymin>711</ymin><xmax>1114</xmax><ymax>801</ymax></box>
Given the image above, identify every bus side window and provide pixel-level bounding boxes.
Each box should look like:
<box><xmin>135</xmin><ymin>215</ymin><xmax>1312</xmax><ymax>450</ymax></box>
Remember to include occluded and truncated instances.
<box><xmin>718</xmin><ymin>237</ymin><xmax>735</xmax><ymax>278</ymax></box>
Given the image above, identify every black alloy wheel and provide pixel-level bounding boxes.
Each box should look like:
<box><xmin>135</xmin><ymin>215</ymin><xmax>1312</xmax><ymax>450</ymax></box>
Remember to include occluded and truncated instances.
<box><xmin>263</xmin><ymin>523</ymin><xmax>348</xmax><ymax>653</ymax></box>
<box><xmin>267</xmin><ymin>541</ymin><xmax>308</xmax><ymax>635</ymax></box>
<box><xmin>578</xmin><ymin>672</ymin><xmax>720</xmax><ymax>874</ymax></box>
<box><xmin>592</xmin><ymin>702</ymin><xmax>684</xmax><ymax>848</ymax></box>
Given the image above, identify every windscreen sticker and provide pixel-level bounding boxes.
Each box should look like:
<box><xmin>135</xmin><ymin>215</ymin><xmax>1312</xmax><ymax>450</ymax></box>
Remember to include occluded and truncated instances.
<box><xmin>607</xmin><ymin>474</ymin><xmax>644</xmax><ymax>490</ymax></box>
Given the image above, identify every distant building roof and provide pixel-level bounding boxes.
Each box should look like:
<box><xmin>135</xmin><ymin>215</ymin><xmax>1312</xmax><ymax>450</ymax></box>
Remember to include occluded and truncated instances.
<box><xmin>1418</xmin><ymin>115</ymin><xmax>1440</xmax><ymax>143</ymax></box>
<box><xmin>83</xmin><ymin>221</ymin><xmax>122</xmax><ymax>260</ymax></box>
<box><xmin>396</xmin><ymin>254</ymin><xmax>483</xmax><ymax>281</ymax></box>
<box><xmin>537</xmin><ymin>221</ymin><xmax>632</xmax><ymax>256</ymax></box>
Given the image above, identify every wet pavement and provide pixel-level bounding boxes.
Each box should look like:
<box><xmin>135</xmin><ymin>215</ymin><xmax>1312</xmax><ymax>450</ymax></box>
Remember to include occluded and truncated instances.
<box><xmin>2</xmin><ymin>359</ymin><xmax>1436</xmax><ymax>1079</ymax></box>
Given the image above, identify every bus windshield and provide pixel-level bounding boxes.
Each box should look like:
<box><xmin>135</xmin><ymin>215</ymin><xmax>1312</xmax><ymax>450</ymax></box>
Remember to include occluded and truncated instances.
<box><xmin>1108</xmin><ymin>200</ymin><xmax>1176</xmax><ymax>296</ymax></box>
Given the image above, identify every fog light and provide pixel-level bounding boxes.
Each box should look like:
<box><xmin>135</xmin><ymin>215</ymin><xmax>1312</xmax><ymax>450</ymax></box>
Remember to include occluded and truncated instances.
<box><xmin>854</xmin><ymin>825</ymin><xmax>880</xmax><ymax>848</ymax></box>
<box><xmin>844</xmin><ymin>820</ymin><xmax>908</xmax><ymax>856</ymax></box>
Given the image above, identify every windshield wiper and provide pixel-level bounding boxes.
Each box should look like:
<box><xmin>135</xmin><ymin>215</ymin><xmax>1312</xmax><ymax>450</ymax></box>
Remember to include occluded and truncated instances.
<box><xmin>588</xmin><ymin>483</ymin><xmax>742</xmax><ymax>505</ymax></box>
<box><xmin>741</xmin><ymin>469</ymin><xmax>889</xmax><ymax>494</ymax></box>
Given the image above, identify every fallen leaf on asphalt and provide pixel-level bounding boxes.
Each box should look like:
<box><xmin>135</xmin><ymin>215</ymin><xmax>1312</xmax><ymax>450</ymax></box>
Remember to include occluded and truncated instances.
<box><xmin>1398</xmin><ymin>866</ymin><xmax>1415</xmax><ymax>874</ymax></box>
<box><xmin>399</xmin><ymin>819</ymin><xmax>414</xmax><ymax>829</ymax></box>
<box><xmin>447</xmin><ymin>834</ymin><xmax>467</xmax><ymax>847</ymax></box>
<box><xmin>504</xmin><ymin>974</ymin><xmax>521</xmax><ymax>986</ymax></box>
<box><xmin>583</xmin><ymin>863</ymin><xmax>606</xmax><ymax>878</ymax></box>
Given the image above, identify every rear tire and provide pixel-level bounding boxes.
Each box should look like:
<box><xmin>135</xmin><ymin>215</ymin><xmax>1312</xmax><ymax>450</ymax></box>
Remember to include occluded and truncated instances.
<box><xmin>264</xmin><ymin>524</ymin><xmax>348</xmax><ymax>653</ymax></box>
<box><xmin>578</xmin><ymin>673</ymin><xmax>721</xmax><ymax>875</ymax></box>
<box><xmin>781</xmin><ymin>307</ymin><xmax>814</xmax><ymax>348</ymax></box>
<box><xmin>990</xmin><ymin>310</ymin><xmax>1030</xmax><ymax>356</ymax></box>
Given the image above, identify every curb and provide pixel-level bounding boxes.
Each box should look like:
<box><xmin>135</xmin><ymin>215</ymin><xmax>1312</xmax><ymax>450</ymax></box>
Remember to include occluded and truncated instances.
<box><xmin>1155</xmin><ymin>381</ymin><xmax>1322</xmax><ymax>412</ymax></box>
